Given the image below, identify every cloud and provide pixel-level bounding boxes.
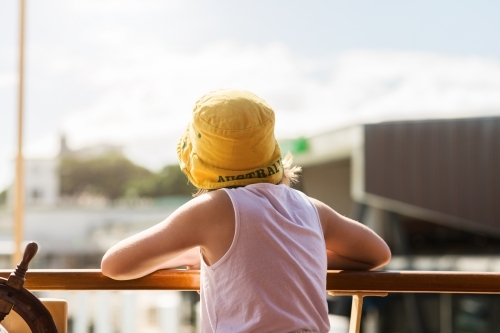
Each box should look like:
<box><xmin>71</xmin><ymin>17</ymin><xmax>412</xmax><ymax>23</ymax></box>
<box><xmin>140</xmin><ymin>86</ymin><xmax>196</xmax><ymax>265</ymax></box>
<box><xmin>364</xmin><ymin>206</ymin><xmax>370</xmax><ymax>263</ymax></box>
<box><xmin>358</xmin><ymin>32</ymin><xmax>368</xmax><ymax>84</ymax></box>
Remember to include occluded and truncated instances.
<box><xmin>2</xmin><ymin>1</ymin><xmax>500</xmax><ymax>192</ymax></box>
<box><xmin>59</xmin><ymin>40</ymin><xmax>326</xmax><ymax>169</ymax></box>
<box><xmin>56</xmin><ymin>45</ymin><xmax>500</xmax><ymax>172</ymax></box>
<box><xmin>2</xmin><ymin>28</ymin><xmax>500</xmax><ymax>188</ymax></box>
<box><xmin>329</xmin><ymin>51</ymin><xmax>500</xmax><ymax>116</ymax></box>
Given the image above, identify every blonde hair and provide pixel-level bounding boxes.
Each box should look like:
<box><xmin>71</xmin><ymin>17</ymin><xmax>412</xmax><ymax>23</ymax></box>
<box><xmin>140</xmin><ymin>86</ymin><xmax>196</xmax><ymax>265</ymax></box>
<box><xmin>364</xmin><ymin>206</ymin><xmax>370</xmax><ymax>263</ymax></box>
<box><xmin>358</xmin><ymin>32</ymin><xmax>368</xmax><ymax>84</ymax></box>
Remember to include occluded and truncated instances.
<box><xmin>192</xmin><ymin>152</ymin><xmax>301</xmax><ymax>197</ymax></box>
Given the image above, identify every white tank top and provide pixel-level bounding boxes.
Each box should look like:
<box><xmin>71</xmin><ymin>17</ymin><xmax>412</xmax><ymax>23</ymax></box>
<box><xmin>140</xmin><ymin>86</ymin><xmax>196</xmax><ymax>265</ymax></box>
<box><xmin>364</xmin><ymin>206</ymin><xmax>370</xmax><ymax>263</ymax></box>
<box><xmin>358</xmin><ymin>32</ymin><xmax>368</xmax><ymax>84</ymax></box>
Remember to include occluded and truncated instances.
<box><xmin>199</xmin><ymin>183</ymin><xmax>330</xmax><ymax>333</ymax></box>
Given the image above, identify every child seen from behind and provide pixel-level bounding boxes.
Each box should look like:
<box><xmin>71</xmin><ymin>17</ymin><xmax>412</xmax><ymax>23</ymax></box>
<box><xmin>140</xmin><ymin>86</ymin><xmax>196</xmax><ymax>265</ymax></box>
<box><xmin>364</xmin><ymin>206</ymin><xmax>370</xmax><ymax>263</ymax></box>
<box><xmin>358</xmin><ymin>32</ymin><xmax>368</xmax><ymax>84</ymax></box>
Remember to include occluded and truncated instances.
<box><xmin>101</xmin><ymin>89</ymin><xmax>391</xmax><ymax>333</ymax></box>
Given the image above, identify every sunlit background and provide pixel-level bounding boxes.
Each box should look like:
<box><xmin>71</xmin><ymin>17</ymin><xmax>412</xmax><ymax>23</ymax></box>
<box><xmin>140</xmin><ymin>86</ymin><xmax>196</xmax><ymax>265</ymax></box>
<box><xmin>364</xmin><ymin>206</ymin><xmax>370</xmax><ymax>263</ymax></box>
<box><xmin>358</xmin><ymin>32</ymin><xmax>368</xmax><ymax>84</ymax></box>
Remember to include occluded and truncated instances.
<box><xmin>1</xmin><ymin>0</ymin><xmax>500</xmax><ymax>190</ymax></box>
<box><xmin>1</xmin><ymin>1</ymin><xmax>500</xmax><ymax>332</ymax></box>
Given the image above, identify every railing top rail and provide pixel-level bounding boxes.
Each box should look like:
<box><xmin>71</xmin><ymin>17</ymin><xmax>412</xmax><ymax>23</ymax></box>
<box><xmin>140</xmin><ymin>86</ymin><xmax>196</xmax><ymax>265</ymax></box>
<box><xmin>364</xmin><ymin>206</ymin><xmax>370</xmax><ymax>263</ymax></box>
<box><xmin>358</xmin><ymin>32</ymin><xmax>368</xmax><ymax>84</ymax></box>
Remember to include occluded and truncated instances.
<box><xmin>2</xmin><ymin>270</ymin><xmax>500</xmax><ymax>294</ymax></box>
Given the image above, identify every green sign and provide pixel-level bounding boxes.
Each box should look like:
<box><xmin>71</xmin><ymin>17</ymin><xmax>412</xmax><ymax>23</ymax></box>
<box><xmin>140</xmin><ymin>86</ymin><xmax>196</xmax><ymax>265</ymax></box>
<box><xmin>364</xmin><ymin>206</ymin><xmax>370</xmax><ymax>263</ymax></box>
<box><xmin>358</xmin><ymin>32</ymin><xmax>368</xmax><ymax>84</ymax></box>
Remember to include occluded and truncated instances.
<box><xmin>279</xmin><ymin>137</ymin><xmax>309</xmax><ymax>155</ymax></box>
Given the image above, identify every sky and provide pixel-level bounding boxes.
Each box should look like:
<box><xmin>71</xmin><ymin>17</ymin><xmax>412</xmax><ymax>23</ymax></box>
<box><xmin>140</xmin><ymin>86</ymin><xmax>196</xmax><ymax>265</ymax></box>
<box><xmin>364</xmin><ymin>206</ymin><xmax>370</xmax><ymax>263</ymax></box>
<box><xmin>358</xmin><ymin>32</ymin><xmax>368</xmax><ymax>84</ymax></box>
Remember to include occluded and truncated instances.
<box><xmin>1</xmin><ymin>0</ymin><xmax>500</xmax><ymax>190</ymax></box>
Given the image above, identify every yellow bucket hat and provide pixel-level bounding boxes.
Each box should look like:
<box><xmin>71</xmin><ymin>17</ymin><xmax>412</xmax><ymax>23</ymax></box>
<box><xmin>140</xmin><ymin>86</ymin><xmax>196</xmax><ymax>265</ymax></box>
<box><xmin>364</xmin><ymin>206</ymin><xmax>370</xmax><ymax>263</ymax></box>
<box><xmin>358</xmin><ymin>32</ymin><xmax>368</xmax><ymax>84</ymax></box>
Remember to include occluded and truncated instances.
<box><xmin>177</xmin><ymin>89</ymin><xmax>283</xmax><ymax>190</ymax></box>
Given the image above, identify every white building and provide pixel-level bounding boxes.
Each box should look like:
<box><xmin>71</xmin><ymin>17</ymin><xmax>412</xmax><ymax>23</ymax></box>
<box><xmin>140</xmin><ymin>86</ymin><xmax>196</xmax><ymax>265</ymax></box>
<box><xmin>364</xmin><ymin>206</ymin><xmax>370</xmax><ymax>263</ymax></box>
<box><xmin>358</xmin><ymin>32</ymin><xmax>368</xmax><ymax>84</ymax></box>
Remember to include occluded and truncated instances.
<box><xmin>7</xmin><ymin>159</ymin><xmax>60</xmax><ymax>206</ymax></box>
<box><xmin>6</xmin><ymin>135</ymin><xmax>124</xmax><ymax>207</ymax></box>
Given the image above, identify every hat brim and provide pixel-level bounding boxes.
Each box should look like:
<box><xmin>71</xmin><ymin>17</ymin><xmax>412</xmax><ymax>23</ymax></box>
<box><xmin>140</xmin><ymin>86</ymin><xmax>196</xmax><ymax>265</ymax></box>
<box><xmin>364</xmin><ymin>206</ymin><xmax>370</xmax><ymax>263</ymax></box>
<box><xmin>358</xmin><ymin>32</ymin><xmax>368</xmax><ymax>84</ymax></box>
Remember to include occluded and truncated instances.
<box><xmin>177</xmin><ymin>122</ymin><xmax>283</xmax><ymax>190</ymax></box>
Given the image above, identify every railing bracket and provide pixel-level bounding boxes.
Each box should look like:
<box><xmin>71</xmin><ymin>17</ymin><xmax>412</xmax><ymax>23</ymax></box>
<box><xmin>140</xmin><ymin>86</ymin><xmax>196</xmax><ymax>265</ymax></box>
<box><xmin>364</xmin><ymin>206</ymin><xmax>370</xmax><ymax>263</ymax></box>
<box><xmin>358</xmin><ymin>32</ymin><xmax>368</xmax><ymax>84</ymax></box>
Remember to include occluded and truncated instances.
<box><xmin>327</xmin><ymin>292</ymin><xmax>388</xmax><ymax>333</ymax></box>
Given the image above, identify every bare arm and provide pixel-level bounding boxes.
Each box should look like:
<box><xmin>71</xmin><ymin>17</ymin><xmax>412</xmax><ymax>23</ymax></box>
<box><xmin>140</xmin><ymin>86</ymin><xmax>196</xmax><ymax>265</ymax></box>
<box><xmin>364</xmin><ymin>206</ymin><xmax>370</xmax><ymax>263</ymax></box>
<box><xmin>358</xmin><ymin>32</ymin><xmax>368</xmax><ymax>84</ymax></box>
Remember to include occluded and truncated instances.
<box><xmin>101</xmin><ymin>206</ymin><xmax>203</xmax><ymax>280</ymax></box>
<box><xmin>101</xmin><ymin>190</ymin><xmax>233</xmax><ymax>280</ymax></box>
<box><xmin>310</xmin><ymin>198</ymin><xmax>391</xmax><ymax>270</ymax></box>
<box><xmin>157</xmin><ymin>247</ymin><xmax>201</xmax><ymax>270</ymax></box>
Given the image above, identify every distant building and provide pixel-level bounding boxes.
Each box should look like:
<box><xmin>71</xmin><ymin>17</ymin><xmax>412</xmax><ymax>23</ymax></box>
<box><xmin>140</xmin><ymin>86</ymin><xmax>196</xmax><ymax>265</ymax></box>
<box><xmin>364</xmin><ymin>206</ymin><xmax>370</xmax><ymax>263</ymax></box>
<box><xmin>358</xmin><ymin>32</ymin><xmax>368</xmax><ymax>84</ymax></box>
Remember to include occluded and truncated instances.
<box><xmin>26</xmin><ymin>159</ymin><xmax>59</xmax><ymax>206</ymax></box>
<box><xmin>7</xmin><ymin>135</ymin><xmax>124</xmax><ymax>207</ymax></box>
<box><xmin>292</xmin><ymin>116</ymin><xmax>500</xmax><ymax>333</ymax></box>
<box><xmin>7</xmin><ymin>158</ymin><xmax>59</xmax><ymax>206</ymax></box>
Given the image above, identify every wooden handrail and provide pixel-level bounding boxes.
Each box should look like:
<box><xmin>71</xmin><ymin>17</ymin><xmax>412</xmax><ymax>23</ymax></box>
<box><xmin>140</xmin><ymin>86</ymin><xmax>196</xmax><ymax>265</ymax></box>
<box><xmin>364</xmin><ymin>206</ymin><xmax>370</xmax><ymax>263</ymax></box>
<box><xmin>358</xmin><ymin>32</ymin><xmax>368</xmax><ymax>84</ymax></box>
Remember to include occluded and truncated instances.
<box><xmin>327</xmin><ymin>270</ymin><xmax>500</xmax><ymax>294</ymax></box>
<box><xmin>0</xmin><ymin>269</ymin><xmax>199</xmax><ymax>291</ymax></box>
<box><xmin>3</xmin><ymin>269</ymin><xmax>499</xmax><ymax>333</ymax></box>
<box><xmin>2</xmin><ymin>269</ymin><xmax>500</xmax><ymax>293</ymax></box>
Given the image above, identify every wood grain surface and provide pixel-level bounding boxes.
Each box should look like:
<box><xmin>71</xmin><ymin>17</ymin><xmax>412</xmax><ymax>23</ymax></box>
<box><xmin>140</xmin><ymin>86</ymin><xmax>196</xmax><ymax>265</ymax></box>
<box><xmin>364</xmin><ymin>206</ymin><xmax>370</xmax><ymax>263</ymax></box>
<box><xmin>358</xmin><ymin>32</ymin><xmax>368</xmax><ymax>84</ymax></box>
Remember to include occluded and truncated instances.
<box><xmin>2</xmin><ymin>270</ymin><xmax>500</xmax><ymax>294</ymax></box>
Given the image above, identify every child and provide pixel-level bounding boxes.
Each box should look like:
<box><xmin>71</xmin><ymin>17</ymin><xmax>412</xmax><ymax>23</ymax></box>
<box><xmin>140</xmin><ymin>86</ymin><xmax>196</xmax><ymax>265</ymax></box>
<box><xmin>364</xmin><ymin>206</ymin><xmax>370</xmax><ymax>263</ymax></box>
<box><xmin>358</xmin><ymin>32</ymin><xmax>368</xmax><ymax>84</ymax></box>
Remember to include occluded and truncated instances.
<box><xmin>101</xmin><ymin>89</ymin><xmax>391</xmax><ymax>333</ymax></box>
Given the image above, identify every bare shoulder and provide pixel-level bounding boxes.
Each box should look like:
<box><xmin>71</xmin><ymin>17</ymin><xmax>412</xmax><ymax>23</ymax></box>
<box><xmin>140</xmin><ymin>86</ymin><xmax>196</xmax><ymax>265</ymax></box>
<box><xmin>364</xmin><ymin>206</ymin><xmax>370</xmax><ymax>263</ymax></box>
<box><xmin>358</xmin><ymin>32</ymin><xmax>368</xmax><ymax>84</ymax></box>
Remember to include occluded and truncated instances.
<box><xmin>185</xmin><ymin>190</ymin><xmax>235</xmax><ymax>265</ymax></box>
<box><xmin>162</xmin><ymin>189</ymin><xmax>234</xmax><ymax>249</ymax></box>
<box><xmin>181</xmin><ymin>189</ymin><xmax>233</xmax><ymax>224</ymax></box>
<box><xmin>308</xmin><ymin>196</ymin><xmax>333</xmax><ymax>214</ymax></box>
<box><xmin>307</xmin><ymin>196</ymin><xmax>376</xmax><ymax>236</ymax></box>
<box><xmin>200</xmin><ymin>189</ymin><xmax>233</xmax><ymax>213</ymax></box>
<box><xmin>307</xmin><ymin>196</ymin><xmax>340</xmax><ymax>233</ymax></box>
<box><xmin>171</xmin><ymin>189</ymin><xmax>229</xmax><ymax>218</ymax></box>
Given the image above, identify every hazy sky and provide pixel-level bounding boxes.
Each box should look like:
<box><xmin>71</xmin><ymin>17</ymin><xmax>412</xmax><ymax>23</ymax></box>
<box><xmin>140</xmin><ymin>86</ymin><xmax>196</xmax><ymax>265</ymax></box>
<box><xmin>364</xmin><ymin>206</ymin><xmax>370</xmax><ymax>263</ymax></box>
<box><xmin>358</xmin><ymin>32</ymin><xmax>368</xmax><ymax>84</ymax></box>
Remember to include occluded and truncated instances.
<box><xmin>1</xmin><ymin>0</ymin><xmax>500</xmax><ymax>189</ymax></box>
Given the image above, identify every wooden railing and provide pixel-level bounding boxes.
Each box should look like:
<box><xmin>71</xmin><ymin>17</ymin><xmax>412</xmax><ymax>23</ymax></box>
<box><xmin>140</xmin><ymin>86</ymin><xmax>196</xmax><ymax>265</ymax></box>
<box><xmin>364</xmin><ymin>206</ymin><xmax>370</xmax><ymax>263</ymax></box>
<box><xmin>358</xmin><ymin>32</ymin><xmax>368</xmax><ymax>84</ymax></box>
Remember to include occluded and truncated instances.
<box><xmin>2</xmin><ymin>269</ymin><xmax>500</xmax><ymax>293</ymax></box>
<box><xmin>2</xmin><ymin>270</ymin><xmax>500</xmax><ymax>333</ymax></box>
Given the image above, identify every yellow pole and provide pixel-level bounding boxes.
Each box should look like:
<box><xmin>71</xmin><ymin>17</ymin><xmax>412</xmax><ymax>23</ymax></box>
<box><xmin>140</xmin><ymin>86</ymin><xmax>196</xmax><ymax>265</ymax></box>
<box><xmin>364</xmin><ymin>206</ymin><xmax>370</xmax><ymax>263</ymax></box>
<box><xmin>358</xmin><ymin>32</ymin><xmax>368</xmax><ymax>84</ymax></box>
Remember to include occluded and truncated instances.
<box><xmin>13</xmin><ymin>0</ymin><xmax>26</xmax><ymax>267</ymax></box>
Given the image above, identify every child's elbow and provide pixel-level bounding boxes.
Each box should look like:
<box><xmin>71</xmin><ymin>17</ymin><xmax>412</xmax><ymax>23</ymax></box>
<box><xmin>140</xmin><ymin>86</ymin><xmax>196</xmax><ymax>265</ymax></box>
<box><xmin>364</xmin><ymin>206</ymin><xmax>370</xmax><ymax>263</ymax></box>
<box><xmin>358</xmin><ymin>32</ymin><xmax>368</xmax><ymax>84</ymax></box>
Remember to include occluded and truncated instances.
<box><xmin>101</xmin><ymin>257</ymin><xmax>117</xmax><ymax>279</ymax></box>
<box><xmin>101</xmin><ymin>253</ymin><xmax>129</xmax><ymax>280</ymax></box>
<box><xmin>374</xmin><ymin>243</ymin><xmax>391</xmax><ymax>269</ymax></box>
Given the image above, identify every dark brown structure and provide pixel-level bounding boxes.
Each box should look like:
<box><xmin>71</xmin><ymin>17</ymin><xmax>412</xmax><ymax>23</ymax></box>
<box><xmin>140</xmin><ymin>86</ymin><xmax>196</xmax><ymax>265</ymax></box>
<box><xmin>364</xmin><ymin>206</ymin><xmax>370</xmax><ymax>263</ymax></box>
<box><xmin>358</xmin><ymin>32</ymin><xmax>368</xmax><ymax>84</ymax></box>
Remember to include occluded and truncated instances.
<box><xmin>364</xmin><ymin>117</ymin><xmax>500</xmax><ymax>236</ymax></box>
<box><xmin>293</xmin><ymin>116</ymin><xmax>500</xmax><ymax>333</ymax></box>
